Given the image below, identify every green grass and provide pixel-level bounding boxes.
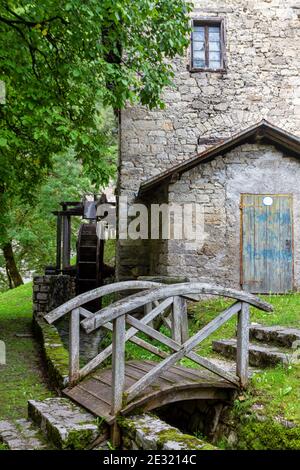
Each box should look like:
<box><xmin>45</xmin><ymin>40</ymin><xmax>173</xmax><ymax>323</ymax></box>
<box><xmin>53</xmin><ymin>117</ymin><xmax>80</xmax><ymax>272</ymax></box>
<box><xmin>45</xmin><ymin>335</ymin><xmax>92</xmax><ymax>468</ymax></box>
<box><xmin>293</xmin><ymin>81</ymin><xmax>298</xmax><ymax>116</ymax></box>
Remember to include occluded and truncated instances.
<box><xmin>0</xmin><ymin>283</ymin><xmax>53</xmax><ymax>421</ymax></box>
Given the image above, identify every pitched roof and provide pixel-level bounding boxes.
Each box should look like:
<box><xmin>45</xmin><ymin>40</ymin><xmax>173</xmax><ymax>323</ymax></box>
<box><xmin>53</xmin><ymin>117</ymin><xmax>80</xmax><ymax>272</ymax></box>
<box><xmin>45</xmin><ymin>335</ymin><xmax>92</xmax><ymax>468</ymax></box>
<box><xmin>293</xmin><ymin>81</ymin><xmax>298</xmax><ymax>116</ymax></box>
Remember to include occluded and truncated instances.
<box><xmin>138</xmin><ymin>120</ymin><xmax>300</xmax><ymax>197</ymax></box>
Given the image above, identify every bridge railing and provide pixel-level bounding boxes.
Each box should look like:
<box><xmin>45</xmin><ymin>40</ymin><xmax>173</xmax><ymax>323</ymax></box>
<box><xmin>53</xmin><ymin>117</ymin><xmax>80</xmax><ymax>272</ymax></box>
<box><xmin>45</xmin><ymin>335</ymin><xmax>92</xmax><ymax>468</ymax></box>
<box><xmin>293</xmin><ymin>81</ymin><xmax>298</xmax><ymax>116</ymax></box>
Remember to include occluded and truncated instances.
<box><xmin>45</xmin><ymin>281</ymin><xmax>273</xmax><ymax>420</ymax></box>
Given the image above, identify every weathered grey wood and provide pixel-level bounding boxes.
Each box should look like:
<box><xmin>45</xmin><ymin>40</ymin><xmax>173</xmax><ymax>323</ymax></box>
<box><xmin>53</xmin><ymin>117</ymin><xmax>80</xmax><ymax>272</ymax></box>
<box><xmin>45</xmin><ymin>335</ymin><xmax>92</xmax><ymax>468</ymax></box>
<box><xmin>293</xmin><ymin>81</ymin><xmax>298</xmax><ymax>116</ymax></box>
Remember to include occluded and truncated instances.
<box><xmin>123</xmin><ymin>387</ymin><xmax>232</xmax><ymax>417</ymax></box>
<box><xmin>45</xmin><ymin>280</ymin><xmax>164</xmax><ymax>324</ymax></box>
<box><xmin>81</xmin><ymin>283</ymin><xmax>272</xmax><ymax>333</ymax></box>
<box><xmin>69</xmin><ymin>308</ymin><xmax>80</xmax><ymax>385</ymax></box>
<box><xmin>181</xmin><ymin>298</ymin><xmax>189</xmax><ymax>343</ymax></box>
<box><xmin>125</xmin><ymin>316</ymin><xmax>238</xmax><ymax>385</ymax></box>
<box><xmin>111</xmin><ymin>314</ymin><xmax>126</xmax><ymax>415</ymax></box>
<box><xmin>79</xmin><ymin>306</ymin><xmax>93</xmax><ymax>318</ymax></box>
<box><xmin>126</xmin><ymin>306</ymin><xmax>239</xmax><ymax>386</ymax></box>
<box><xmin>126</xmin><ymin>302</ymin><xmax>242</xmax><ymax>401</ymax></box>
<box><xmin>187</xmin><ymin>352</ymin><xmax>238</xmax><ymax>386</ymax></box>
<box><xmin>172</xmin><ymin>296</ymin><xmax>189</xmax><ymax>343</ymax></box>
<box><xmin>145</xmin><ymin>302</ymin><xmax>153</xmax><ymax>328</ymax></box>
<box><xmin>65</xmin><ymin>360</ymin><xmax>236</xmax><ymax>422</ymax></box>
<box><xmin>236</xmin><ymin>302</ymin><xmax>250</xmax><ymax>387</ymax></box>
<box><xmin>111</xmin><ymin>314</ymin><xmax>126</xmax><ymax>447</ymax></box>
<box><xmin>161</xmin><ymin>314</ymin><xmax>172</xmax><ymax>330</ymax></box>
<box><xmin>79</xmin><ymin>298</ymin><xmax>173</xmax><ymax>379</ymax></box>
<box><xmin>62</xmin><ymin>214</ymin><xmax>71</xmax><ymax>269</ymax></box>
<box><xmin>103</xmin><ymin>321</ymin><xmax>168</xmax><ymax>359</ymax></box>
<box><xmin>172</xmin><ymin>296</ymin><xmax>183</xmax><ymax>343</ymax></box>
<box><xmin>126</xmin><ymin>315</ymin><xmax>181</xmax><ymax>351</ymax></box>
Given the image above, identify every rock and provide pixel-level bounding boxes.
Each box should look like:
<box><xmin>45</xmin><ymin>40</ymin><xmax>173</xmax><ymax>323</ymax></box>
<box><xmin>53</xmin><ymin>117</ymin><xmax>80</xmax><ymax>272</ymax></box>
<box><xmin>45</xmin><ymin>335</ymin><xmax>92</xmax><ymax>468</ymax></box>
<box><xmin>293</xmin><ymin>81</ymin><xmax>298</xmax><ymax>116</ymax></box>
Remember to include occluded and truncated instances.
<box><xmin>120</xmin><ymin>414</ymin><xmax>216</xmax><ymax>450</ymax></box>
<box><xmin>212</xmin><ymin>338</ymin><xmax>293</xmax><ymax>367</ymax></box>
<box><xmin>28</xmin><ymin>398</ymin><xmax>101</xmax><ymax>449</ymax></box>
<box><xmin>0</xmin><ymin>419</ymin><xmax>49</xmax><ymax>450</ymax></box>
<box><xmin>250</xmin><ymin>325</ymin><xmax>300</xmax><ymax>349</ymax></box>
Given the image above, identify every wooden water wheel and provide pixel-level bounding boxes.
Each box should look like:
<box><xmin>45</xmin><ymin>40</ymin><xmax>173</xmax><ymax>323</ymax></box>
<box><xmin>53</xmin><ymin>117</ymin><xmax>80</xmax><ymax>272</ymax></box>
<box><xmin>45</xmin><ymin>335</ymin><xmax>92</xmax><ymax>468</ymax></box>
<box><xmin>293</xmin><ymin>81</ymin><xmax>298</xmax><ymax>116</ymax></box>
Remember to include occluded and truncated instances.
<box><xmin>76</xmin><ymin>223</ymin><xmax>104</xmax><ymax>296</ymax></box>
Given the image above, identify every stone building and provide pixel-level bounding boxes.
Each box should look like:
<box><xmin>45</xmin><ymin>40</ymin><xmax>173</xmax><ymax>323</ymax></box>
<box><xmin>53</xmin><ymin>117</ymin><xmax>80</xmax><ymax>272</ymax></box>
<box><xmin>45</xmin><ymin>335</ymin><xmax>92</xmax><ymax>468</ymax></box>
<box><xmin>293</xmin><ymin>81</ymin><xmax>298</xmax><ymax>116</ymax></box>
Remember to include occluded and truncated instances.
<box><xmin>117</xmin><ymin>0</ymin><xmax>300</xmax><ymax>293</ymax></box>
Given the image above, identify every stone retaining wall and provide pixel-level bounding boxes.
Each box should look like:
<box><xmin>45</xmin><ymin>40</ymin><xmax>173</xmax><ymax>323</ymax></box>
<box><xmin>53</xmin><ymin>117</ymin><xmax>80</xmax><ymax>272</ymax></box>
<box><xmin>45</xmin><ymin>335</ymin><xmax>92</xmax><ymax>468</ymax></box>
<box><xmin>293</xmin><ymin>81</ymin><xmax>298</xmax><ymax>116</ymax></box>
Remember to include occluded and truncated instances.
<box><xmin>32</xmin><ymin>275</ymin><xmax>105</xmax><ymax>369</ymax></box>
<box><xmin>120</xmin><ymin>414</ymin><xmax>216</xmax><ymax>450</ymax></box>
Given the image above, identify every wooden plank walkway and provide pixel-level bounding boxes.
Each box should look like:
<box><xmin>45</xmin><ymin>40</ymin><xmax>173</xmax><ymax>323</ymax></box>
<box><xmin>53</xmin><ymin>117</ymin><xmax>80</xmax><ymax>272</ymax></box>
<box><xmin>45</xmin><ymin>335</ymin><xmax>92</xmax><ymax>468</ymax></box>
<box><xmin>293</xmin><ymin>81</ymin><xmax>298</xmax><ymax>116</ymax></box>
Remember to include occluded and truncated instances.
<box><xmin>64</xmin><ymin>360</ymin><xmax>236</xmax><ymax>424</ymax></box>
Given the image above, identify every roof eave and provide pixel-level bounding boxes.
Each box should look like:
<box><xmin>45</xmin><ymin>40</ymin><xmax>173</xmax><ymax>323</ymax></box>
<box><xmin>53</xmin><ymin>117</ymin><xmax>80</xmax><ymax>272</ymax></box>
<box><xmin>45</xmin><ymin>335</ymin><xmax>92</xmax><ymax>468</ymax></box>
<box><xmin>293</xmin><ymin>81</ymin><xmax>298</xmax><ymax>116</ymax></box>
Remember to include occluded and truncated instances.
<box><xmin>138</xmin><ymin>120</ymin><xmax>300</xmax><ymax>197</ymax></box>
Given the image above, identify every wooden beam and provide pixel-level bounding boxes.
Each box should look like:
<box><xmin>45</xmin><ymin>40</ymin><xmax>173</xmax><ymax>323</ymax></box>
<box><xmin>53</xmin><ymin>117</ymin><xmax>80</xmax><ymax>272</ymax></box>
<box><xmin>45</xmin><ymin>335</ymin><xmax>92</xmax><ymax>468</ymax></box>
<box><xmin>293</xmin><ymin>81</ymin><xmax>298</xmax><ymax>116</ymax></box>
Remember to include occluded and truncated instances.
<box><xmin>126</xmin><ymin>302</ymin><xmax>242</xmax><ymax>401</ymax></box>
<box><xmin>125</xmin><ymin>312</ymin><xmax>239</xmax><ymax>386</ymax></box>
<box><xmin>81</xmin><ymin>283</ymin><xmax>272</xmax><ymax>333</ymax></box>
<box><xmin>187</xmin><ymin>352</ymin><xmax>238</xmax><ymax>386</ymax></box>
<box><xmin>62</xmin><ymin>214</ymin><xmax>71</xmax><ymax>268</ymax></box>
<box><xmin>78</xmin><ymin>298</ymin><xmax>173</xmax><ymax>379</ymax></box>
<box><xmin>111</xmin><ymin>314</ymin><xmax>126</xmax><ymax>447</ymax></box>
<box><xmin>45</xmin><ymin>281</ymin><xmax>164</xmax><ymax>324</ymax></box>
<box><xmin>111</xmin><ymin>314</ymin><xmax>126</xmax><ymax>414</ymax></box>
<box><xmin>180</xmin><ymin>298</ymin><xmax>189</xmax><ymax>343</ymax></box>
<box><xmin>103</xmin><ymin>322</ymin><xmax>168</xmax><ymax>359</ymax></box>
<box><xmin>69</xmin><ymin>308</ymin><xmax>80</xmax><ymax>386</ymax></box>
<box><xmin>236</xmin><ymin>302</ymin><xmax>250</xmax><ymax>388</ymax></box>
<box><xmin>56</xmin><ymin>214</ymin><xmax>62</xmax><ymax>272</ymax></box>
<box><xmin>172</xmin><ymin>296</ymin><xmax>183</xmax><ymax>344</ymax></box>
<box><xmin>145</xmin><ymin>302</ymin><xmax>153</xmax><ymax>328</ymax></box>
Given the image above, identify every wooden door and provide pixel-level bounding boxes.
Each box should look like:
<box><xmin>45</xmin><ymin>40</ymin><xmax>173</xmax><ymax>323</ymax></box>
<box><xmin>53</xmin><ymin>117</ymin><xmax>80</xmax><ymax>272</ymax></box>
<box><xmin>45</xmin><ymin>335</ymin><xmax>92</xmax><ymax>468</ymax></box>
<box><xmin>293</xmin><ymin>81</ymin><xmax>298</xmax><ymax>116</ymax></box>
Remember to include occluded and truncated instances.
<box><xmin>241</xmin><ymin>194</ymin><xmax>293</xmax><ymax>293</ymax></box>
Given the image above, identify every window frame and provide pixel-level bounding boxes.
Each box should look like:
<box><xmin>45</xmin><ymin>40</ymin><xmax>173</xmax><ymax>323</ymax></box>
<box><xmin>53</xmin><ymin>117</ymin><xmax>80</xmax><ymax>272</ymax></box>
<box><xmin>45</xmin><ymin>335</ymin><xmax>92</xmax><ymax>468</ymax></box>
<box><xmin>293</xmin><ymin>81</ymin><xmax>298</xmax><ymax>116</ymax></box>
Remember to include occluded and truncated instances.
<box><xmin>190</xmin><ymin>18</ymin><xmax>226</xmax><ymax>73</ymax></box>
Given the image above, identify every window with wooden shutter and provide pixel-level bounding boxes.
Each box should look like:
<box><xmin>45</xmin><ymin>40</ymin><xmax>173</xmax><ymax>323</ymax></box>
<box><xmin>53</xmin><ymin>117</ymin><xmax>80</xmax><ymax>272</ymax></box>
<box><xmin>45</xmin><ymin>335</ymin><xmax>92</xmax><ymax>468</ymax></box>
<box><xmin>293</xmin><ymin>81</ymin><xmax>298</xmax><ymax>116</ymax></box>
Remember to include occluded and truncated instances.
<box><xmin>191</xmin><ymin>19</ymin><xmax>225</xmax><ymax>71</ymax></box>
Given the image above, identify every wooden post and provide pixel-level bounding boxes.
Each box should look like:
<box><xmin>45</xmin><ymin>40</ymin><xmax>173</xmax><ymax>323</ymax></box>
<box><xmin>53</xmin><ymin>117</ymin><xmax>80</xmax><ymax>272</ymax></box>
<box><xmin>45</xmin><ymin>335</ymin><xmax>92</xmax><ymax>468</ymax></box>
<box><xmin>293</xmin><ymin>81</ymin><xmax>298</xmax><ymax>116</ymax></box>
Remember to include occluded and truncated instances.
<box><xmin>180</xmin><ymin>297</ymin><xmax>189</xmax><ymax>343</ymax></box>
<box><xmin>145</xmin><ymin>302</ymin><xmax>153</xmax><ymax>328</ymax></box>
<box><xmin>69</xmin><ymin>308</ymin><xmax>80</xmax><ymax>386</ymax></box>
<box><xmin>111</xmin><ymin>314</ymin><xmax>126</xmax><ymax>447</ymax></box>
<box><xmin>56</xmin><ymin>214</ymin><xmax>62</xmax><ymax>272</ymax></box>
<box><xmin>236</xmin><ymin>302</ymin><xmax>250</xmax><ymax>388</ymax></box>
<box><xmin>62</xmin><ymin>214</ymin><xmax>71</xmax><ymax>269</ymax></box>
<box><xmin>172</xmin><ymin>296</ymin><xmax>183</xmax><ymax>344</ymax></box>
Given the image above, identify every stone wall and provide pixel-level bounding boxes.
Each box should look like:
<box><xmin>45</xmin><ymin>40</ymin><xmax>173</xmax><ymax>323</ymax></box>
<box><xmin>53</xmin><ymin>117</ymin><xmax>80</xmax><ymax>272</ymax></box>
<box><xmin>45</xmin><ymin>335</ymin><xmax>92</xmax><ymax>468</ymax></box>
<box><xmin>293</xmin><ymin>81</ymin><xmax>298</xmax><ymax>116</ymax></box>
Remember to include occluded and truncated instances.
<box><xmin>156</xmin><ymin>399</ymin><xmax>237</xmax><ymax>445</ymax></box>
<box><xmin>164</xmin><ymin>143</ymin><xmax>300</xmax><ymax>289</ymax></box>
<box><xmin>33</xmin><ymin>275</ymin><xmax>105</xmax><ymax>363</ymax></box>
<box><xmin>117</xmin><ymin>0</ymin><xmax>300</xmax><ymax>281</ymax></box>
<box><xmin>33</xmin><ymin>275</ymin><xmax>76</xmax><ymax>319</ymax></box>
<box><xmin>120</xmin><ymin>414</ymin><xmax>216</xmax><ymax>450</ymax></box>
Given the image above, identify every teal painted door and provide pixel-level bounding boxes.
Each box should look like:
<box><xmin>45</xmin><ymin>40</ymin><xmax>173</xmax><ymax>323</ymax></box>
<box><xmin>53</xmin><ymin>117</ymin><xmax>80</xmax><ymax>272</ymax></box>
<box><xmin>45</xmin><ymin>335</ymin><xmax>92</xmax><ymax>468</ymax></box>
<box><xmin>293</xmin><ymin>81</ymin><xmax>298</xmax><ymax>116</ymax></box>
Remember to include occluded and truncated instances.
<box><xmin>241</xmin><ymin>194</ymin><xmax>293</xmax><ymax>293</ymax></box>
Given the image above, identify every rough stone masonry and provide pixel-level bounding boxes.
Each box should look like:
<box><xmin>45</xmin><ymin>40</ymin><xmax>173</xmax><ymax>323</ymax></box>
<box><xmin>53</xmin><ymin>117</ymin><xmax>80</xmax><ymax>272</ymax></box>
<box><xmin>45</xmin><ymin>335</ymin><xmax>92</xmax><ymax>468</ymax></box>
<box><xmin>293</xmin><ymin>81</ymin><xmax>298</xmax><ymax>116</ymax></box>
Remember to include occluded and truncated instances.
<box><xmin>117</xmin><ymin>0</ymin><xmax>300</xmax><ymax>288</ymax></box>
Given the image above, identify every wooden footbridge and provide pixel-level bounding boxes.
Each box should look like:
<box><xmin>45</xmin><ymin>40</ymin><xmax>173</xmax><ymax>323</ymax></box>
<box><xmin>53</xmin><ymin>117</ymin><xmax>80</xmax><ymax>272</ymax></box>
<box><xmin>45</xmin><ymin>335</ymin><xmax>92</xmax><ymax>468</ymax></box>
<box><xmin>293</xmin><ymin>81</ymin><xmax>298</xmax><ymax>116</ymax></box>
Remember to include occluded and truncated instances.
<box><xmin>45</xmin><ymin>281</ymin><xmax>272</xmax><ymax>444</ymax></box>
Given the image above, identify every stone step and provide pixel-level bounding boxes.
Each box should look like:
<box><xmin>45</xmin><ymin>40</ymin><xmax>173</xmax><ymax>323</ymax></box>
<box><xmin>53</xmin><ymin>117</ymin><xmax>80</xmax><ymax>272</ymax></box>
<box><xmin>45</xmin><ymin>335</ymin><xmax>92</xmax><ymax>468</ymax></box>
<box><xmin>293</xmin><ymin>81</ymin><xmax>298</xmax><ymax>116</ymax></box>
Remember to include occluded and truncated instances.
<box><xmin>28</xmin><ymin>397</ymin><xmax>101</xmax><ymax>449</ymax></box>
<box><xmin>205</xmin><ymin>357</ymin><xmax>258</xmax><ymax>376</ymax></box>
<box><xmin>0</xmin><ymin>419</ymin><xmax>49</xmax><ymax>450</ymax></box>
<box><xmin>250</xmin><ymin>324</ymin><xmax>300</xmax><ymax>349</ymax></box>
<box><xmin>212</xmin><ymin>339</ymin><xmax>293</xmax><ymax>368</ymax></box>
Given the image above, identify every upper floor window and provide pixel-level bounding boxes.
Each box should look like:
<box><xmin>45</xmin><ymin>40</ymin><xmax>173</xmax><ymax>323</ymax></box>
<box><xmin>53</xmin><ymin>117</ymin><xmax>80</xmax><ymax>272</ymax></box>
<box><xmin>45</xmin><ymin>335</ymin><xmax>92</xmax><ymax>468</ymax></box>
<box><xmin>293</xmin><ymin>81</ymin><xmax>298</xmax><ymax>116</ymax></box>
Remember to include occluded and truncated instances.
<box><xmin>191</xmin><ymin>19</ymin><xmax>225</xmax><ymax>71</ymax></box>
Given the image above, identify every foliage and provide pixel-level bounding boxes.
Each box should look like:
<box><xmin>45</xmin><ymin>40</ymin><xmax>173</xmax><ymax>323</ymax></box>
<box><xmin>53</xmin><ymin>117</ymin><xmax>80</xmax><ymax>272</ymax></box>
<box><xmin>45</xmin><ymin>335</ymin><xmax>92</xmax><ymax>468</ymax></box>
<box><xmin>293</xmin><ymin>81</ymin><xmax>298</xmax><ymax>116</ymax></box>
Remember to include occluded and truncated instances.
<box><xmin>234</xmin><ymin>417</ymin><xmax>300</xmax><ymax>450</ymax></box>
<box><xmin>0</xmin><ymin>0</ymin><xmax>191</xmax><ymax>232</ymax></box>
<box><xmin>0</xmin><ymin>149</ymin><xmax>104</xmax><ymax>289</ymax></box>
<box><xmin>0</xmin><ymin>0</ymin><xmax>191</xmax><ymax>286</ymax></box>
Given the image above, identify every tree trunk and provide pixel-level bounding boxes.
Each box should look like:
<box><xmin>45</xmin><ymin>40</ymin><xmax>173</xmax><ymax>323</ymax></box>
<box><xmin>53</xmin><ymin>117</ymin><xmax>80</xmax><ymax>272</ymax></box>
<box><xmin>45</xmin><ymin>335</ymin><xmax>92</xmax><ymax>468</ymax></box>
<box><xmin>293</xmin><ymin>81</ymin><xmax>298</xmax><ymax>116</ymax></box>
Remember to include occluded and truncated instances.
<box><xmin>2</xmin><ymin>242</ymin><xmax>23</xmax><ymax>288</ymax></box>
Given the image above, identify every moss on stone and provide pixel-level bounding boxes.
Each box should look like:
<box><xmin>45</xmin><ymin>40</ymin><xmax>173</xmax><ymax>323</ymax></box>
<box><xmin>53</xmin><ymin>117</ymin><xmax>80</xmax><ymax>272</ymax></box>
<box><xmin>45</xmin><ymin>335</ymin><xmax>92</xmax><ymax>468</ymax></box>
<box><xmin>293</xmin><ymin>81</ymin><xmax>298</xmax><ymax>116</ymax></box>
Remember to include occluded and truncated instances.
<box><xmin>235</xmin><ymin>418</ymin><xmax>300</xmax><ymax>450</ymax></box>
<box><xmin>157</xmin><ymin>429</ymin><xmax>216</xmax><ymax>450</ymax></box>
<box><xmin>64</xmin><ymin>428</ymin><xmax>98</xmax><ymax>450</ymax></box>
<box><xmin>33</xmin><ymin>317</ymin><xmax>69</xmax><ymax>389</ymax></box>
